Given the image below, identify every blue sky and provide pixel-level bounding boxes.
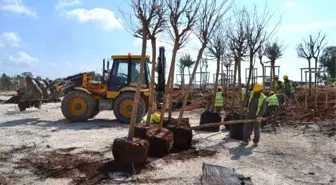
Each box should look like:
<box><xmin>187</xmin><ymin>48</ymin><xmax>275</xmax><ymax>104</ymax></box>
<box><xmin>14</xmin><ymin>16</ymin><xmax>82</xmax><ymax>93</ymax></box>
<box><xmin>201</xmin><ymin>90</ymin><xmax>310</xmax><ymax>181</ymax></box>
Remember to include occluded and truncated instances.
<box><xmin>0</xmin><ymin>0</ymin><xmax>335</xmax><ymax>82</ymax></box>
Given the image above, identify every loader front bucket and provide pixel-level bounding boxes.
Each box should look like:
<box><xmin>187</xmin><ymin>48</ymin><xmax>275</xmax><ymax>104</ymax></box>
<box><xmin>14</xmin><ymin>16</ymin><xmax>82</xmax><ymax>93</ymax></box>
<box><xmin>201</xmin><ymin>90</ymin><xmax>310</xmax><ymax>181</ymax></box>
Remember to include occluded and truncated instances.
<box><xmin>19</xmin><ymin>77</ymin><xmax>44</xmax><ymax>101</ymax></box>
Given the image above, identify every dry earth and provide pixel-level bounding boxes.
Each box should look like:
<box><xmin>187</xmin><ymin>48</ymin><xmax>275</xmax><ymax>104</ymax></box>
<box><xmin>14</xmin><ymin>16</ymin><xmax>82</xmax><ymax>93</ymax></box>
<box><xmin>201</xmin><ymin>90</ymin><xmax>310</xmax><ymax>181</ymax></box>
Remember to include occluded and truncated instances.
<box><xmin>0</xmin><ymin>92</ymin><xmax>335</xmax><ymax>185</ymax></box>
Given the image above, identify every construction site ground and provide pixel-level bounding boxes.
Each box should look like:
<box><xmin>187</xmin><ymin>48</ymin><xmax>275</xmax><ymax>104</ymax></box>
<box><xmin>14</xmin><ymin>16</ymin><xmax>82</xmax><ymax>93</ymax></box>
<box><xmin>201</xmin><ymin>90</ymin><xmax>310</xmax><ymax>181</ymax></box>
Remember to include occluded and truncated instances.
<box><xmin>0</xmin><ymin>92</ymin><xmax>335</xmax><ymax>185</ymax></box>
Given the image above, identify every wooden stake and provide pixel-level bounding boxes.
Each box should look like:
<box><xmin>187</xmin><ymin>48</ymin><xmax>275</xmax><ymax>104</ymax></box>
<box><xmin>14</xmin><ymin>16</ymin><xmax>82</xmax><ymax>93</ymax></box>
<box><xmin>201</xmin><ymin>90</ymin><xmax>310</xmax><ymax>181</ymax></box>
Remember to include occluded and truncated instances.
<box><xmin>191</xmin><ymin>118</ymin><xmax>267</xmax><ymax>130</ymax></box>
<box><xmin>315</xmin><ymin>89</ymin><xmax>318</xmax><ymax>110</ymax></box>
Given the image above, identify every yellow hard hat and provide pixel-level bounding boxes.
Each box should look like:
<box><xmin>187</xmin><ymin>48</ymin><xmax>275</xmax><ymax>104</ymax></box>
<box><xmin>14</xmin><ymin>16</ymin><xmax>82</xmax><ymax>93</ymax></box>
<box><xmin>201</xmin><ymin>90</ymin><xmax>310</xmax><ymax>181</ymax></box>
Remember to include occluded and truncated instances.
<box><xmin>269</xmin><ymin>91</ymin><xmax>275</xmax><ymax>95</ymax></box>
<box><xmin>151</xmin><ymin>113</ymin><xmax>160</xmax><ymax>123</ymax></box>
<box><xmin>283</xmin><ymin>75</ymin><xmax>288</xmax><ymax>79</ymax></box>
<box><xmin>253</xmin><ymin>83</ymin><xmax>263</xmax><ymax>92</ymax></box>
<box><xmin>274</xmin><ymin>75</ymin><xmax>278</xmax><ymax>78</ymax></box>
<box><xmin>217</xmin><ymin>86</ymin><xmax>222</xmax><ymax>90</ymax></box>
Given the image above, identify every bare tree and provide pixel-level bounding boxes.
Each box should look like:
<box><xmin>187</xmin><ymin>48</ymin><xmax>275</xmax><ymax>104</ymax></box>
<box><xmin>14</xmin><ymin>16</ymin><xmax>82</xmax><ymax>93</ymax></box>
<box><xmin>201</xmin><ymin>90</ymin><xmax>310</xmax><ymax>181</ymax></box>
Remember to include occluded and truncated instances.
<box><xmin>207</xmin><ymin>28</ymin><xmax>226</xmax><ymax>110</ymax></box>
<box><xmin>245</xmin><ymin>4</ymin><xmax>280</xmax><ymax>89</ymax></box>
<box><xmin>159</xmin><ymin>0</ymin><xmax>201</xmax><ymax>126</ymax></box>
<box><xmin>296</xmin><ymin>32</ymin><xmax>327</xmax><ymax>89</ymax></box>
<box><xmin>227</xmin><ymin>7</ymin><xmax>249</xmax><ymax>118</ymax></box>
<box><xmin>178</xmin><ymin>0</ymin><xmax>232</xmax><ymax>122</ymax></box>
<box><xmin>311</xmin><ymin>32</ymin><xmax>327</xmax><ymax>86</ymax></box>
<box><xmin>121</xmin><ymin>0</ymin><xmax>163</xmax><ymax>140</ymax></box>
<box><xmin>264</xmin><ymin>39</ymin><xmax>285</xmax><ymax>89</ymax></box>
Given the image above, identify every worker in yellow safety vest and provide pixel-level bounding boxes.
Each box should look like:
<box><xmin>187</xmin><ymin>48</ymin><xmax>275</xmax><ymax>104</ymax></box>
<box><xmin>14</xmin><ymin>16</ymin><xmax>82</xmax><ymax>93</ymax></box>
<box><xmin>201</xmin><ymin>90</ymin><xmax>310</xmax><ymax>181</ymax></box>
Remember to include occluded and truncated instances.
<box><xmin>141</xmin><ymin>112</ymin><xmax>160</xmax><ymax>125</ymax></box>
<box><xmin>266</xmin><ymin>91</ymin><xmax>280</xmax><ymax>114</ymax></box>
<box><xmin>272</xmin><ymin>75</ymin><xmax>283</xmax><ymax>93</ymax></box>
<box><xmin>241</xmin><ymin>83</ymin><xmax>266</xmax><ymax>146</ymax></box>
<box><xmin>282</xmin><ymin>75</ymin><xmax>296</xmax><ymax>101</ymax></box>
<box><xmin>214</xmin><ymin>86</ymin><xmax>225</xmax><ymax>114</ymax></box>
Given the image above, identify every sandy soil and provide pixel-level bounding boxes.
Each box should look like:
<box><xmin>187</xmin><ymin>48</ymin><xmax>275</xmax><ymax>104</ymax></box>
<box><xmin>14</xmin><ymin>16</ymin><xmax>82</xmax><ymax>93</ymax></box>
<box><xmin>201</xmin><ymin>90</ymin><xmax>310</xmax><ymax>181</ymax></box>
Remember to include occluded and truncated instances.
<box><xmin>0</xmin><ymin>95</ymin><xmax>335</xmax><ymax>185</ymax></box>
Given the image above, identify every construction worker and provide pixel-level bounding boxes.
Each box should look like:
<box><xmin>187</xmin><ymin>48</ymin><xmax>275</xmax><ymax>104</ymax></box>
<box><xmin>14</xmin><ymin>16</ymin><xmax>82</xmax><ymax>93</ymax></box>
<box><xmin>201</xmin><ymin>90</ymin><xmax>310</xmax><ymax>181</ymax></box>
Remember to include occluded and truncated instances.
<box><xmin>272</xmin><ymin>75</ymin><xmax>283</xmax><ymax>93</ymax></box>
<box><xmin>241</xmin><ymin>83</ymin><xmax>266</xmax><ymax>146</ymax></box>
<box><xmin>141</xmin><ymin>112</ymin><xmax>160</xmax><ymax>124</ymax></box>
<box><xmin>214</xmin><ymin>86</ymin><xmax>225</xmax><ymax>113</ymax></box>
<box><xmin>266</xmin><ymin>91</ymin><xmax>280</xmax><ymax>114</ymax></box>
<box><xmin>282</xmin><ymin>75</ymin><xmax>296</xmax><ymax>101</ymax></box>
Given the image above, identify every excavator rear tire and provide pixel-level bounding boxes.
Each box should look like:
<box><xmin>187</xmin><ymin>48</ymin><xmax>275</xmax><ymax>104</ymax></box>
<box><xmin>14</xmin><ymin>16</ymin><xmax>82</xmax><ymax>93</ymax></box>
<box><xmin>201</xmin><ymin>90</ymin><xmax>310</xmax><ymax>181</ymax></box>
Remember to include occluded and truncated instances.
<box><xmin>61</xmin><ymin>90</ymin><xmax>95</xmax><ymax>122</ymax></box>
<box><xmin>113</xmin><ymin>92</ymin><xmax>146</xmax><ymax>124</ymax></box>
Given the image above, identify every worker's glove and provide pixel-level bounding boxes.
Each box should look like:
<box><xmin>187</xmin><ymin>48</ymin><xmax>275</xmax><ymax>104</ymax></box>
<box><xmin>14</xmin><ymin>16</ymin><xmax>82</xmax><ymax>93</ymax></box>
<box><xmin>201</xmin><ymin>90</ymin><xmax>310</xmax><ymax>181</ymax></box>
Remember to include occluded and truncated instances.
<box><xmin>256</xmin><ymin>117</ymin><xmax>263</xmax><ymax>123</ymax></box>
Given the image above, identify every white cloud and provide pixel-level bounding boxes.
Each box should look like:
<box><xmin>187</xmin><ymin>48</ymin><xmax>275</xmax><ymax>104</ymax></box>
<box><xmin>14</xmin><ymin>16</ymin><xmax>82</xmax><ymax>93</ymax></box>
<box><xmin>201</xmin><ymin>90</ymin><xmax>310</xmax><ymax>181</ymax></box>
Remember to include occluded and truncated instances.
<box><xmin>55</xmin><ymin>0</ymin><xmax>81</xmax><ymax>10</ymax></box>
<box><xmin>280</xmin><ymin>21</ymin><xmax>336</xmax><ymax>31</ymax></box>
<box><xmin>0</xmin><ymin>0</ymin><xmax>37</xmax><ymax>18</ymax></box>
<box><xmin>0</xmin><ymin>32</ymin><xmax>21</xmax><ymax>47</ymax></box>
<box><xmin>64</xmin><ymin>8</ymin><xmax>123</xmax><ymax>31</ymax></box>
<box><xmin>284</xmin><ymin>1</ymin><xmax>296</xmax><ymax>8</ymax></box>
<box><xmin>4</xmin><ymin>51</ymin><xmax>38</xmax><ymax>67</ymax></box>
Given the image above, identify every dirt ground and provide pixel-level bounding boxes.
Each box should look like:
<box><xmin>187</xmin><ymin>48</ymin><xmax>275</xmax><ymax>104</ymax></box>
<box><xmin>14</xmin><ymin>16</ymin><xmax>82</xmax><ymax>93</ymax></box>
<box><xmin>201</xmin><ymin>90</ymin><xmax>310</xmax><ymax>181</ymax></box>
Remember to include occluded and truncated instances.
<box><xmin>0</xmin><ymin>92</ymin><xmax>335</xmax><ymax>185</ymax></box>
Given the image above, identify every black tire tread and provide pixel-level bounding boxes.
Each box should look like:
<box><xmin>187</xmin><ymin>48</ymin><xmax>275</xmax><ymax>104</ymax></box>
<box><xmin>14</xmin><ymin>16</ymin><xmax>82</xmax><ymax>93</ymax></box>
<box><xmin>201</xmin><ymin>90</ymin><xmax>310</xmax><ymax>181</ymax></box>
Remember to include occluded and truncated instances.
<box><xmin>113</xmin><ymin>92</ymin><xmax>147</xmax><ymax>124</ymax></box>
<box><xmin>61</xmin><ymin>90</ymin><xmax>95</xmax><ymax>122</ymax></box>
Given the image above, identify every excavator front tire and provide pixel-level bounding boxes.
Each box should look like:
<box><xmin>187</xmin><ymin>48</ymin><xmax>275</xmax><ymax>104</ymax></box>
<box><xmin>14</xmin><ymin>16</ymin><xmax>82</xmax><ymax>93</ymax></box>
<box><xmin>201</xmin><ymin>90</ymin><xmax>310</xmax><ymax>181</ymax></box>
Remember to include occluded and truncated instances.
<box><xmin>61</xmin><ymin>90</ymin><xmax>95</xmax><ymax>122</ymax></box>
<box><xmin>113</xmin><ymin>92</ymin><xmax>147</xmax><ymax>124</ymax></box>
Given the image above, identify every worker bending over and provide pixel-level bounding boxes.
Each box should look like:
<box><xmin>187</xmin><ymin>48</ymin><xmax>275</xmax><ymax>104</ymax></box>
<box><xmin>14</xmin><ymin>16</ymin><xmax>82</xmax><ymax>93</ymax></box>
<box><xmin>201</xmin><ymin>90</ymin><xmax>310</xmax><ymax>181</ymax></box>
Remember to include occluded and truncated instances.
<box><xmin>272</xmin><ymin>75</ymin><xmax>283</xmax><ymax>93</ymax></box>
<box><xmin>141</xmin><ymin>112</ymin><xmax>160</xmax><ymax>125</ymax></box>
<box><xmin>214</xmin><ymin>86</ymin><xmax>225</xmax><ymax>114</ymax></box>
<box><xmin>241</xmin><ymin>83</ymin><xmax>267</xmax><ymax>146</ymax></box>
<box><xmin>267</xmin><ymin>91</ymin><xmax>280</xmax><ymax>114</ymax></box>
<box><xmin>282</xmin><ymin>75</ymin><xmax>296</xmax><ymax>101</ymax></box>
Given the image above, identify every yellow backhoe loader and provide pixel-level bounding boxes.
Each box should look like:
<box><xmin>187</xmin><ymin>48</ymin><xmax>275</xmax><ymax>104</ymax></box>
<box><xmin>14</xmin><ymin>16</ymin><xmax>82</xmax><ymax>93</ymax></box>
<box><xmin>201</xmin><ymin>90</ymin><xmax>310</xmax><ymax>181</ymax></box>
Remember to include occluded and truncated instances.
<box><xmin>61</xmin><ymin>53</ymin><xmax>156</xmax><ymax>123</ymax></box>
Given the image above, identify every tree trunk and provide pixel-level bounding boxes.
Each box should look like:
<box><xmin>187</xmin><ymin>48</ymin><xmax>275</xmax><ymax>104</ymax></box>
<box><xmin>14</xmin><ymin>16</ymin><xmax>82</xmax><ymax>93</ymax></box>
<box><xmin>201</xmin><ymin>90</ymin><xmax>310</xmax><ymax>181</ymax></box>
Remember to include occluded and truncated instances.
<box><xmin>231</xmin><ymin>58</ymin><xmax>238</xmax><ymax>111</ymax></box>
<box><xmin>159</xmin><ymin>41</ymin><xmax>179</xmax><ymax>128</ymax></box>
<box><xmin>145</xmin><ymin>37</ymin><xmax>157</xmax><ymax>125</ymax></box>
<box><xmin>314</xmin><ymin>59</ymin><xmax>317</xmax><ymax>87</ymax></box>
<box><xmin>238</xmin><ymin>56</ymin><xmax>244</xmax><ymax>119</ymax></box>
<box><xmin>246</xmin><ymin>52</ymin><xmax>253</xmax><ymax>90</ymax></box>
<box><xmin>226</xmin><ymin>67</ymin><xmax>229</xmax><ymax>88</ymax></box>
<box><xmin>259</xmin><ymin>57</ymin><xmax>265</xmax><ymax>86</ymax></box>
<box><xmin>181</xmin><ymin>69</ymin><xmax>185</xmax><ymax>88</ymax></box>
<box><xmin>178</xmin><ymin>45</ymin><xmax>207</xmax><ymax>122</ymax></box>
<box><xmin>128</xmin><ymin>28</ymin><xmax>148</xmax><ymax>140</ymax></box>
<box><xmin>211</xmin><ymin>57</ymin><xmax>221</xmax><ymax>110</ymax></box>
<box><xmin>270</xmin><ymin>60</ymin><xmax>275</xmax><ymax>89</ymax></box>
<box><xmin>200</xmin><ymin>64</ymin><xmax>202</xmax><ymax>89</ymax></box>
<box><xmin>221</xmin><ymin>59</ymin><xmax>224</xmax><ymax>89</ymax></box>
<box><xmin>308</xmin><ymin>59</ymin><xmax>312</xmax><ymax>92</ymax></box>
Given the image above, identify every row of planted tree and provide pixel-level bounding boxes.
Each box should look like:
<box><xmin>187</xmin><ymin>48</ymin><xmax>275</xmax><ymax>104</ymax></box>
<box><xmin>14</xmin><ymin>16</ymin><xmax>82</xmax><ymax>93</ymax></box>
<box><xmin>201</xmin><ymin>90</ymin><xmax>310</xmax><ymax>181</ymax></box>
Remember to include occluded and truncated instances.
<box><xmin>111</xmin><ymin>0</ymin><xmax>335</xmax><ymax>167</ymax></box>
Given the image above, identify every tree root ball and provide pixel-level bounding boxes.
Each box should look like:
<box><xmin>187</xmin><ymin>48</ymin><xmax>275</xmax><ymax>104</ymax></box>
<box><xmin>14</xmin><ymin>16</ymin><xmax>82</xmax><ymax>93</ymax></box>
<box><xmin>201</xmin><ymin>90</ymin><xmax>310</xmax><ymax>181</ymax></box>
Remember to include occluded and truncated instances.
<box><xmin>146</xmin><ymin>127</ymin><xmax>173</xmax><ymax>157</ymax></box>
<box><xmin>134</xmin><ymin>124</ymin><xmax>151</xmax><ymax>139</ymax></box>
<box><xmin>112</xmin><ymin>137</ymin><xmax>149</xmax><ymax>166</ymax></box>
<box><xmin>165</xmin><ymin>118</ymin><xmax>193</xmax><ymax>150</ymax></box>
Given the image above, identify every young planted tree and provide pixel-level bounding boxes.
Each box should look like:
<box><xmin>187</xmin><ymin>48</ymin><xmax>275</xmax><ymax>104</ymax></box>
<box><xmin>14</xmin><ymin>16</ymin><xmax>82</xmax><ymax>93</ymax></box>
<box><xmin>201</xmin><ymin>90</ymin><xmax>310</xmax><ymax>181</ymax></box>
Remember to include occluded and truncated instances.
<box><xmin>159</xmin><ymin>0</ymin><xmax>201</xmax><ymax>126</ymax></box>
<box><xmin>207</xmin><ymin>28</ymin><xmax>226</xmax><ymax>110</ymax></box>
<box><xmin>311</xmin><ymin>32</ymin><xmax>327</xmax><ymax>86</ymax></box>
<box><xmin>296</xmin><ymin>32</ymin><xmax>326</xmax><ymax>89</ymax></box>
<box><xmin>178</xmin><ymin>0</ymin><xmax>232</xmax><ymax>122</ymax></box>
<box><xmin>245</xmin><ymin>4</ymin><xmax>280</xmax><ymax>89</ymax></box>
<box><xmin>121</xmin><ymin>0</ymin><xmax>165</xmax><ymax>139</ymax></box>
<box><xmin>264</xmin><ymin>39</ymin><xmax>284</xmax><ymax>89</ymax></box>
<box><xmin>227</xmin><ymin>7</ymin><xmax>249</xmax><ymax>117</ymax></box>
